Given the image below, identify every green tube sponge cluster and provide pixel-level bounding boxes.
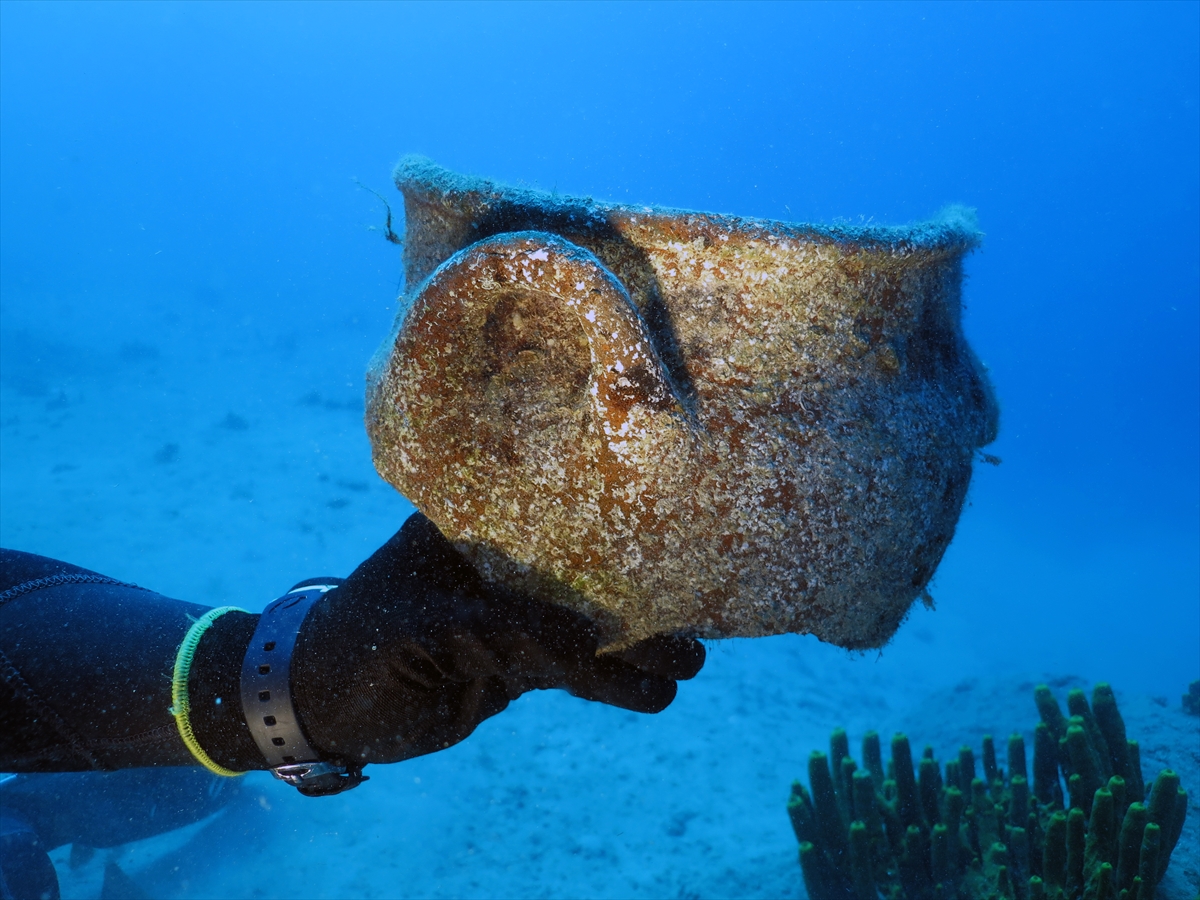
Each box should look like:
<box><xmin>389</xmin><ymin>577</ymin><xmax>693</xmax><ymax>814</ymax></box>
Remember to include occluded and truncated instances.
<box><xmin>786</xmin><ymin>683</ymin><xmax>1189</xmax><ymax>900</ymax></box>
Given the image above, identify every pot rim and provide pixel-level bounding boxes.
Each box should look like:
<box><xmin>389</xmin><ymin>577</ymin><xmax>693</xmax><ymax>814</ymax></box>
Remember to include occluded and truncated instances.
<box><xmin>393</xmin><ymin>154</ymin><xmax>982</xmax><ymax>260</ymax></box>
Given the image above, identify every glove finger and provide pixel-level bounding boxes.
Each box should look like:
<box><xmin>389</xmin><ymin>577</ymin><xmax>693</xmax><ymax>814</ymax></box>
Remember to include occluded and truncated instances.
<box><xmin>562</xmin><ymin>656</ymin><xmax>679</xmax><ymax>713</ymax></box>
<box><xmin>609</xmin><ymin>634</ymin><xmax>705</xmax><ymax>680</ymax></box>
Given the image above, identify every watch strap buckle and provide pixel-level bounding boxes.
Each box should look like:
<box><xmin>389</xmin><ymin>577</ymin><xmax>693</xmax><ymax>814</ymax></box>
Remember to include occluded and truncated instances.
<box><xmin>271</xmin><ymin>761</ymin><xmax>369</xmax><ymax>797</ymax></box>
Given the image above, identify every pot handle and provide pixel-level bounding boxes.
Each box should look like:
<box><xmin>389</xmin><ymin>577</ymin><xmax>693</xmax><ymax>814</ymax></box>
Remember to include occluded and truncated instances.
<box><xmin>426</xmin><ymin>231</ymin><xmax>681</xmax><ymax>415</ymax></box>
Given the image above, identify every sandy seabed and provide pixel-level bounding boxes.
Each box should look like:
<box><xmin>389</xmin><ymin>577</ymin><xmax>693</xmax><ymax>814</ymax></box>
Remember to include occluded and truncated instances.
<box><xmin>2</xmin><ymin>322</ymin><xmax>1195</xmax><ymax>900</ymax></box>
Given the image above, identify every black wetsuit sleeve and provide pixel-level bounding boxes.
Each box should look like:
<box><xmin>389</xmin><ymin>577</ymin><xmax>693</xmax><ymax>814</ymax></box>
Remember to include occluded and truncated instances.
<box><xmin>0</xmin><ymin>549</ymin><xmax>265</xmax><ymax>772</ymax></box>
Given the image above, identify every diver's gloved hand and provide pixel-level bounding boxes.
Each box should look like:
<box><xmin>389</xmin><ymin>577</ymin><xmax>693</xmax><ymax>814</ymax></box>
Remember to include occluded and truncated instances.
<box><xmin>288</xmin><ymin>513</ymin><xmax>705</xmax><ymax>766</ymax></box>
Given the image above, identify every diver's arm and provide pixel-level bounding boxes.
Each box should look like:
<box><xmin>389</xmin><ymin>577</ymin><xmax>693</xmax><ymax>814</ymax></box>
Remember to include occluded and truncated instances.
<box><xmin>1</xmin><ymin>514</ymin><xmax>704</xmax><ymax>776</ymax></box>
<box><xmin>0</xmin><ymin>550</ymin><xmax>245</xmax><ymax>771</ymax></box>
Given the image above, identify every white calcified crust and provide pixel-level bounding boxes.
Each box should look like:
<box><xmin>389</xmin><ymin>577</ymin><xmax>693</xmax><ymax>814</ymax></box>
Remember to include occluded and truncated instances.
<box><xmin>366</xmin><ymin>161</ymin><xmax>998</xmax><ymax>650</ymax></box>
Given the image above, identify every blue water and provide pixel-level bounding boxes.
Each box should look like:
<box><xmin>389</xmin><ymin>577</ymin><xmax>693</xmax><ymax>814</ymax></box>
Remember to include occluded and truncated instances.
<box><xmin>1</xmin><ymin>3</ymin><xmax>1196</xmax><ymax>898</ymax></box>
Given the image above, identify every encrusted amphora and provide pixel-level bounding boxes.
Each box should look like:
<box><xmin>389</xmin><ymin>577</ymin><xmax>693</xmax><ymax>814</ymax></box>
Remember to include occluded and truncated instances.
<box><xmin>367</xmin><ymin>158</ymin><xmax>999</xmax><ymax>649</ymax></box>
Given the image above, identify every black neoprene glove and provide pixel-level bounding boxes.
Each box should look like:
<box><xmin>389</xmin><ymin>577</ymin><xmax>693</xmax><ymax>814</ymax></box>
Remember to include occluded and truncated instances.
<box><xmin>296</xmin><ymin>513</ymin><xmax>705</xmax><ymax>765</ymax></box>
<box><xmin>190</xmin><ymin>513</ymin><xmax>704</xmax><ymax>771</ymax></box>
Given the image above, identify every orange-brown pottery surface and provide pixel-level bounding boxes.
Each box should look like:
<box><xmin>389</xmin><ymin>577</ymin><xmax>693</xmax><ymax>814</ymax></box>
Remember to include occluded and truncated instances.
<box><xmin>367</xmin><ymin>158</ymin><xmax>999</xmax><ymax>649</ymax></box>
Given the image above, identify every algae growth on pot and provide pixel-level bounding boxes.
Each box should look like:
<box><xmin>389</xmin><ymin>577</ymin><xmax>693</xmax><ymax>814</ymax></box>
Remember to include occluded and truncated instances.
<box><xmin>367</xmin><ymin>158</ymin><xmax>1000</xmax><ymax>649</ymax></box>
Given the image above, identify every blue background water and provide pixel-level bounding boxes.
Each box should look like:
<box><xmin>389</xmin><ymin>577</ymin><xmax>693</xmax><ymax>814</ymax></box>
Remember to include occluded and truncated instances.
<box><xmin>1</xmin><ymin>3</ymin><xmax>1197</xmax><ymax>897</ymax></box>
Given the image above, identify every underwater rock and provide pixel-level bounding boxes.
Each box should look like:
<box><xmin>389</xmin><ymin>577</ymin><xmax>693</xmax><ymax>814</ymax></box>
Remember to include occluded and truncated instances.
<box><xmin>788</xmin><ymin>682</ymin><xmax>1190</xmax><ymax>899</ymax></box>
<box><xmin>367</xmin><ymin>157</ymin><xmax>999</xmax><ymax>648</ymax></box>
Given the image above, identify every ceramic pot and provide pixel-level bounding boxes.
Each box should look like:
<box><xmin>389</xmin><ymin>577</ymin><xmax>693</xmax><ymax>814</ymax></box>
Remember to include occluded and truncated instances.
<box><xmin>367</xmin><ymin>158</ymin><xmax>999</xmax><ymax>649</ymax></box>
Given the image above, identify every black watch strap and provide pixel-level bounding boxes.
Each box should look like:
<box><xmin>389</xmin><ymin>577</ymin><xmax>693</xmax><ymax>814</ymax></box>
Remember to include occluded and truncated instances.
<box><xmin>240</xmin><ymin>585</ymin><xmax>368</xmax><ymax>797</ymax></box>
